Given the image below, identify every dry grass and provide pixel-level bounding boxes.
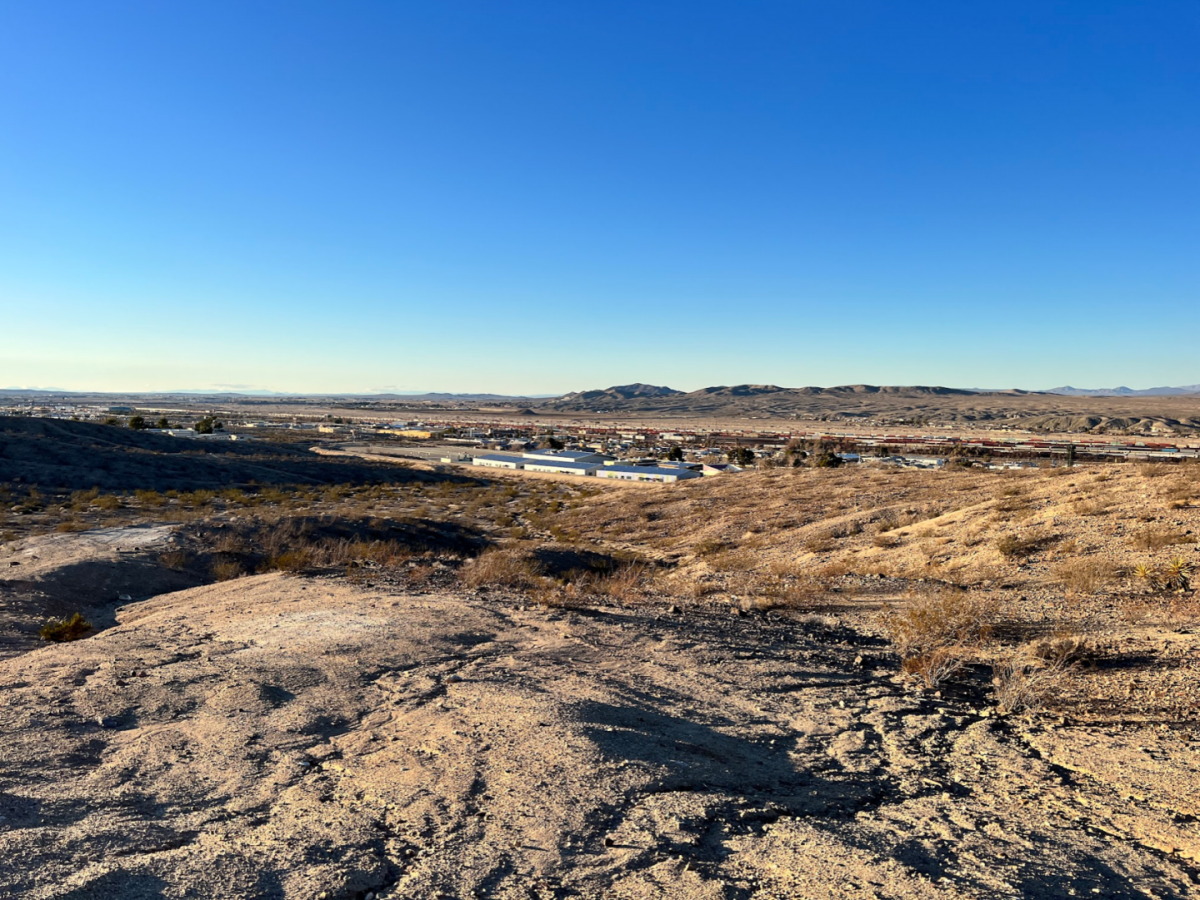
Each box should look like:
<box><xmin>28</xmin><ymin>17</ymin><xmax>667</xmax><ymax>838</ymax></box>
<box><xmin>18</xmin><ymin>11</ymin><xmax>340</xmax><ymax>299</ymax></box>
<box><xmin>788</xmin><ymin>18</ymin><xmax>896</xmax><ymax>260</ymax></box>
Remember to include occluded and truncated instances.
<box><xmin>459</xmin><ymin>548</ymin><xmax>540</xmax><ymax>589</ymax></box>
<box><xmin>1071</xmin><ymin>498</ymin><xmax>1113</xmax><ymax>517</ymax></box>
<box><xmin>211</xmin><ymin>559</ymin><xmax>246</xmax><ymax>581</ymax></box>
<box><xmin>1051</xmin><ymin>557</ymin><xmax>1115</xmax><ymax>594</ymax></box>
<box><xmin>1129</xmin><ymin>527</ymin><xmax>1196</xmax><ymax>551</ymax></box>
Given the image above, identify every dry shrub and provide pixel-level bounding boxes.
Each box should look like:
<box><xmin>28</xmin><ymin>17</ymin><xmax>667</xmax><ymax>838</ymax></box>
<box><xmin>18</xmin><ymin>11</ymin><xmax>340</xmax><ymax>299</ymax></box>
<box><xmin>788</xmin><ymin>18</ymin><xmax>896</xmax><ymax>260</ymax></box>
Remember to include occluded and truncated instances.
<box><xmin>1071</xmin><ymin>498</ymin><xmax>1112</xmax><ymax>517</ymax></box>
<box><xmin>590</xmin><ymin>564</ymin><xmax>648</xmax><ymax>604</ymax></box>
<box><xmin>1129</xmin><ymin>527</ymin><xmax>1196</xmax><ymax>551</ymax></box>
<box><xmin>901</xmin><ymin>646</ymin><xmax>966</xmax><ymax>688</ymax></box>
<box><xmin>995</xmin><ymin>530</ymin><xmax>1057</xmax><ymax>559</ymax></box>
<box><xmin>1030</xmin><ymin>632</ymin><xmax>1092</xmax><ymax>666</ymax></box>
<box><xmin>803</xmin><ymin>535</ymin><xmax>836</xmax><ymax>554</ymax></box>
<box><xmin>1051</xmin><ymin>558</ymin><xmax>1114</xmax><ymax>594</ymax></box>
<box><xmin>706</xmin><ymin>548</ymin><xmax>755</xmax><ymax>572</ymax></box>
<box><xmin>993</xmin><ymin>495</ymin><xmax>1032</xmax><ymax>513</ymax></box>
<box><xmin>55</xmin><ymin>521</ymin><xmax>86</xmax><ymax>533</ymax></box>
<box><xmin>459</xmin><ymin>548</ymin><xmax>539</xmax><ymax>589</ymax></box>
<box><xmin>262</xmin><ymin>548</ymin><xmax>315</xmax><ymax>572</ymax></box>
<box><xmin>876</xmin><ymin>509</ymin><xmax>922</xmax><ymax>533</ymax></box>
<box><xmin>40</xmin><ymin>613</ymin><xmax>93</xmax><ymax>642</ymax></box>
<box><xmin>405</xmin><ymin>563</ymin><xmax>436</xmax><ymax>585</ymax></box>
<box><xmin>745</xmin><ymin>573</ymin><xmax>826</xmax><ymax>612</ymax></box>
<box><xmin>885</xmin><ymin>587</ymin><xmax>992</xmax><ymax>662</ymax></box>
<box><xmin>214</xmin><ymin>530</ymin><xmax>252</xmax><ymax>554</ymax></box>
<box><xmin>158</xmin><ymin>549</ymin><xmax>191</xmax><ymax>570</ymax></box>
<box><xmin>211</xmin><ymin>558</ymin><xmax>245</xmax><ymax>581</ymax></box>
<box><xmin>873</xmin><ymin>533</ymin><xmax>900</xmax><ymax>549</ymax></box>
<box><xmin>991</xmin><ymin>647</ymin><xmax>1075</xmax><ymax>715</ymax></box>
<box><xmin>693</xmin><ymin>537</ymin><xmax>728</xmax><ymax>556</ymax></box>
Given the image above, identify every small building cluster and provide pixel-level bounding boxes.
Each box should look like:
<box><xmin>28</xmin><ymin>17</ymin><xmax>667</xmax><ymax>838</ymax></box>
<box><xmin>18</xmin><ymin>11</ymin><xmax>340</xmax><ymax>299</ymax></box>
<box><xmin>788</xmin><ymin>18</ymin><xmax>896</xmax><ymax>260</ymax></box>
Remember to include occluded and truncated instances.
<box><xmin>472</xmin><ymin>450</ymin><xmax>706</xmax><ymax>482</ymax></box>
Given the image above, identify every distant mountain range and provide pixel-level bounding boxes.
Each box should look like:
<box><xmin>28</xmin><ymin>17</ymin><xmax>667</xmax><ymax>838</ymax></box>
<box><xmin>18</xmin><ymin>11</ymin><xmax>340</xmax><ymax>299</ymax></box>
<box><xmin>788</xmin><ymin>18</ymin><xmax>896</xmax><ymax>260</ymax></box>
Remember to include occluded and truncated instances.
<box><xmin>1044</xmin><ymin>385</ymin><xmax>1200</xmax><ymax>397</ymax></box>
<box><xmin>538</xmin><ymin>383</ymin><xmax>1024</xmax><ymax>415</ymax></box>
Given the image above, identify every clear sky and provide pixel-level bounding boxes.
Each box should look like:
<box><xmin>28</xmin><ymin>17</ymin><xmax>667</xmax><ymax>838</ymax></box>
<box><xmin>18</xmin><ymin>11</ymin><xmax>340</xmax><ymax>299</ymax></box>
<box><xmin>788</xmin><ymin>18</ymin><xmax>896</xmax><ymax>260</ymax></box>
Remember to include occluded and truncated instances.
<box><xmin>1</xmin><ymin>2</ymin><xmax>1196</xmax><ymax>395</ymax></box>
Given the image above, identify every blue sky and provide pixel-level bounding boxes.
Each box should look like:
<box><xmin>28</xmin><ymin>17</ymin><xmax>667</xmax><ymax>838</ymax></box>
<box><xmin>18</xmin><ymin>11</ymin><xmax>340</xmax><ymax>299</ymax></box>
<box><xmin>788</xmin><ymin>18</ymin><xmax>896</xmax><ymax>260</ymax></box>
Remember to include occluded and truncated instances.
<box><xmin>1</xmin><ymin>2</ymin><xmax>1196</xmax><ymax>394</ymax></box>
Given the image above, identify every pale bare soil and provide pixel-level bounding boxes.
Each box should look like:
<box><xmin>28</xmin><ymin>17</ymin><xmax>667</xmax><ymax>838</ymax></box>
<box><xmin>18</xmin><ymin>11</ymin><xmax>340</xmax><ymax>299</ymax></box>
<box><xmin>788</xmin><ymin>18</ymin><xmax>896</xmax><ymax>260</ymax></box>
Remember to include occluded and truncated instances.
<box><xmin>1</xmin><ymin>455</ymin><xmax>1199</xmax><ymax>898</ymax></box>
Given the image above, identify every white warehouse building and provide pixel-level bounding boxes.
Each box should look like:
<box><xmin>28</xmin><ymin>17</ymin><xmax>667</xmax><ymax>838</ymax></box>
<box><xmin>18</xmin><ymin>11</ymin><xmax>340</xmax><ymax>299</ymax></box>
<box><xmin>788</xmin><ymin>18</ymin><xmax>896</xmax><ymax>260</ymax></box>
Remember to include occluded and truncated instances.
<box><xmin>472</xmin><ymin>453</ymin><xmax>527</xmax><ymax>469</ymax></box>
<box><xmin>595</xmin><ymin>464</ymin><xmax>702</xmax><ymax>483</ymax></box>
<box><xmin>521</xmin><ymin>459</ymin><xmax>601</xmax><ymax>476</ymax></box>
<box><xmin>522</xmin><ymin>450</ymin><xmax>612</xmax><ymax>464</ymax></box>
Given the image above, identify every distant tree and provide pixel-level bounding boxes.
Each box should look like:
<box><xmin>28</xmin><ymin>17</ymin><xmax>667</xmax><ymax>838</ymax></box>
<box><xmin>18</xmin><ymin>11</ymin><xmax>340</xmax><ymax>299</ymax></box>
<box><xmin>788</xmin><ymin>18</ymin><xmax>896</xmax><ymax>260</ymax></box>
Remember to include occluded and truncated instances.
<box><xmin>103</xmin><ymin>417</ymin><xmax>119</xmax><ymax>426</ymax></box>
<box><xmin>156</xmin><ymin>417</ymin><xmax>170</xmax><ymax>430</ymax></box>
<box><xmin>544</xmin><ymin>436</ymin><xmax>564</xmax><ymax>450</ymax></box>
<box><xmin>195</xmin><ymin>417</ymin><xmax>215</xmax><ymax>435</ymax></box>
<box><xmin>666</xmin><ymin>446</ymin><xmax>684</xmax><ymax>461</ymax></box>
<box><xmin>127</xmin><ymin>415</ymin><xmax>147</xmax><ymax>430</ymax></box>
<box><xmin>813</xmin><ymin>451</ymin><xmax>844</xmax><ymax>468</ymax></box>
<box><xmin>728</xmin><ymin>447</ymin><xmax>755</xmax><ymax>467</ymax></box>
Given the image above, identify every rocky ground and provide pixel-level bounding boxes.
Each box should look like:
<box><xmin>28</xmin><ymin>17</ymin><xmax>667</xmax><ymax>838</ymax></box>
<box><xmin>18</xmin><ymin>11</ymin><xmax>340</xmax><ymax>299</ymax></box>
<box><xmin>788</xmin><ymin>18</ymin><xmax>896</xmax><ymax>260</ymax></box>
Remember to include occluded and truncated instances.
<box><xmin>1</xmin><ymin>553</ymin><xmax>1198</xmax><ymax>898</ymax></box>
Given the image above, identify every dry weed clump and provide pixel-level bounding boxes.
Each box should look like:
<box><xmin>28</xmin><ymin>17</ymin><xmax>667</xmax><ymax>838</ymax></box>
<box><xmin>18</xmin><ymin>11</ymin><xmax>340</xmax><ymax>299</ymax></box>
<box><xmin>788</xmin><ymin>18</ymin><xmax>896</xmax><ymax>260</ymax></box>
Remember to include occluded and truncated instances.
<box><xmin>1029</xmin><ymin>632</ymin><xmax>1093</xmax><ymax>666</ymax></box>
<box><xmin>589</xmin><ymin>564</ymin><xmax>649</xmax><ymax>604</ymax></box>
<box><xmin>900</xmin><ymin>646</ymin><xmax>966</xmax><ymax>689</ymax></box>
<box><xmin>158</xmin><ymin>549</ymin><xmax>191</xmax><ymax>570</ymax></box>
<box><xmin>211</xmin><ymin>558</ymin><xmax>246</xmax><ymax>581</ymax></box>
<box><xmin>1129</xmin><ymin>527</ymin><xmax>1197</xmax><ymax>551</ymax></box>
<box><xmin>886</xmin><ymin>588</ymin><xmax>992</xmax><ymax>656</ymax></box>
<box><xmin>995</xmin><ymin>530</ymin><xmax>1058</xmax><ymax>559</ymax></box>
<box><xmin>991</xmin><ymin>643</ymin><xmax>1080</xmax><ymax>715</ymax></box>
<box><xmin>1051</xmin><ymin>557</ymin><xmax>1115</xmax><ymax>594</ymax></box>
<box><xmin>459</xmin><ymin>548</ymin><xmax>540</xmax><ymax>589</ymax></box>
<box><xmin>706</xmin><ymin>548</ymin><xmax>756</xmax><ymax>572</ymax></box>
<box><xmin>743</xmin><ymin>572</ymin><xmax>827</xmax><ymax>612</ymax></box>
<box><xmin>886</xmin><ymin>588</ymin><xmax>993</xmax><ymax>687</ymax></box>
<box><xmin>1071</xmin><ymin>498</ymin><xmax>1113</xmax><ymax>517</ymax></box>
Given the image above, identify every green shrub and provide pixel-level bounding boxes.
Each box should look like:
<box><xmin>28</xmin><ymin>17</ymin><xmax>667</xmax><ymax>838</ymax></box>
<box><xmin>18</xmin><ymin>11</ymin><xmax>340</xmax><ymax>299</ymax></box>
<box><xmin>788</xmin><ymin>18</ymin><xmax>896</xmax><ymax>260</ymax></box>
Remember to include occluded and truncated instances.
<box><xmin>40</xmin><ymin>613</ymin><xmax>93</xmax><ymax>642</ymax></box>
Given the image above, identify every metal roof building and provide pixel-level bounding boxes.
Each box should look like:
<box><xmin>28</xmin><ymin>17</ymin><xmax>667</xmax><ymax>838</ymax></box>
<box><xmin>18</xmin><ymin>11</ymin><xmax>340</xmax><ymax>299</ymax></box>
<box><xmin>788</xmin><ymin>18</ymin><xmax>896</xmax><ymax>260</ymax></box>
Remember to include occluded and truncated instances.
<box><xmin>521</xmin><ymin>460</ymin><xmax>601</xmax><ymax>476</ymax></box>
<box><xmin>471</xmin><ymin>453</ymin><xmax>528</xmax><ymax>469</ymax></box>
<box><xmin>594</xmin><ymin>465</ymin><xmax>702</xmax><ymax>483</ymax></box>
<box><xmin>522</xmin><ymin>450</ymin><xmax>612</xmax><ymax>464</ymax></box>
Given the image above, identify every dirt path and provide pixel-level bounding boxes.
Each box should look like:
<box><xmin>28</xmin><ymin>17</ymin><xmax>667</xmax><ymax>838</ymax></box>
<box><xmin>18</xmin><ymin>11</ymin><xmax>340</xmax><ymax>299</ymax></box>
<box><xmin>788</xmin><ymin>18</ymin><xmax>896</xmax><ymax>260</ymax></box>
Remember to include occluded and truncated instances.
<box><xmin>1</xmin><ymin>572</ymin><xmax>1196</xmax><ymax>899</ymax></box>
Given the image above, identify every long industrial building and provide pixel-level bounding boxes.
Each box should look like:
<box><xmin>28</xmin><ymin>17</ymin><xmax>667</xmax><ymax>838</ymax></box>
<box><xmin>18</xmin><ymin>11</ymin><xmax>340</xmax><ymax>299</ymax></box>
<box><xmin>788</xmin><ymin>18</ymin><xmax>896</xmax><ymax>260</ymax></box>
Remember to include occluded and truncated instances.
<box><xmin>470</xmin><ymin>451</ymin><xmax>701</xmax><ymax>482</ymax></box>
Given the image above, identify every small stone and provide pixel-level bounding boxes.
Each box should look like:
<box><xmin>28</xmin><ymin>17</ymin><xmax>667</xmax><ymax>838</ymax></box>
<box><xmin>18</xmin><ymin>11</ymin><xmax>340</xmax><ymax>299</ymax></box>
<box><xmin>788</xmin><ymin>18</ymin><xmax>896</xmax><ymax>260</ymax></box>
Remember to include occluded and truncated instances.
<box><xmin>668</xmin><ymin>605</ymin><xmax>680</xmax><ymax>615</ymax></box>
<box><xmin>603</xmin><ymin>836</ymin><xmax>615</xmax><ymax>847</ymax></box>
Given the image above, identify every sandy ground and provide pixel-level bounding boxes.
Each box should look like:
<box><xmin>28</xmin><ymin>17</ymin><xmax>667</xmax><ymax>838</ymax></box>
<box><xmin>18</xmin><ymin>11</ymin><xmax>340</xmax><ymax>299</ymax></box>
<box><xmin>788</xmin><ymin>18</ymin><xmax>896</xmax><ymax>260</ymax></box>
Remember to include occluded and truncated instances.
<box><xmin>2</xmin><ymin>538</ymin><xmax>1198</xmax><ymax>898</ymax></box>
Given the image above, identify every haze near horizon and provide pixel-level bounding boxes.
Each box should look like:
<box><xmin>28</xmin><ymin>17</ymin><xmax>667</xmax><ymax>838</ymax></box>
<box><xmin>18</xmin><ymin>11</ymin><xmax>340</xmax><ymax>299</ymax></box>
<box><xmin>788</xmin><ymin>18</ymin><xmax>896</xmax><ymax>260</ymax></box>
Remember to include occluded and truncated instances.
<box><xmin>1</xmin><ymin>2</ymin><xmax>1196</xmax><ymax>394</ymax></box>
